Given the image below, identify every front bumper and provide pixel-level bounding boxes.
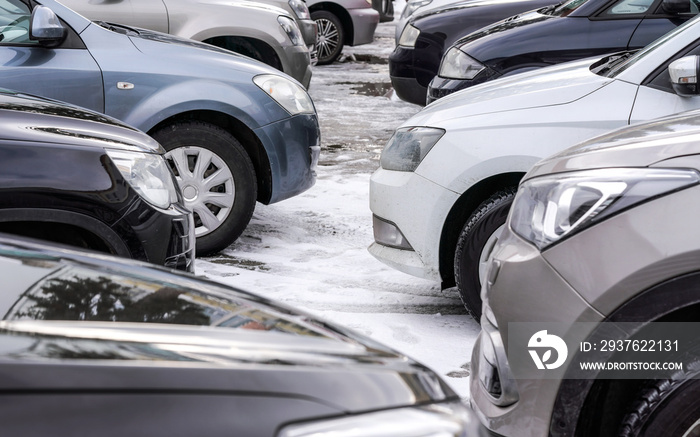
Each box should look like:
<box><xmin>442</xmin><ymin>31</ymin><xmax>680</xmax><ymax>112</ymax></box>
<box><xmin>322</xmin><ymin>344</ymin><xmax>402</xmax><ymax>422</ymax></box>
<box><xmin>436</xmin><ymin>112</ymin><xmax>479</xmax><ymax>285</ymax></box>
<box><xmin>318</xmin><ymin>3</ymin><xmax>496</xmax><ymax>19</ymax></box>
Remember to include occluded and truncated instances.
<box><xmin>115</xmin><ymin>200</ymin><xmax>195</xmax><ymax>273</ymax></box>
<box><xmin>389</xmin><ymin>46</ymin><xmax>432</xmax><ymax>106</ymax></box>
<box><xmin>279</xmin><ymin>45</ymin><xmax>314</xmax><ymax>89</ymax></box>
<box><xmin>469</xmin><ymin>228</ymin><xmax>602</xmax><ymax>437</ymax></box>
<box><xmin>369</xmin><ymin>167</ymin><xmax>459</xmax><ymax>282</ymax></box>
<box><xmin>255</xmin><ymin>113</ymin><xmax>320</xmax><ymax>204</ymax></box>
<box><xmin>348</xmin><ymin>7</ymin><xmax>380</xmax><ymax>46</ymax></box>
<box><xmin>298</xmin><ymin>18</ymin><xmax>319</xmax><ymax>66</ymax></box>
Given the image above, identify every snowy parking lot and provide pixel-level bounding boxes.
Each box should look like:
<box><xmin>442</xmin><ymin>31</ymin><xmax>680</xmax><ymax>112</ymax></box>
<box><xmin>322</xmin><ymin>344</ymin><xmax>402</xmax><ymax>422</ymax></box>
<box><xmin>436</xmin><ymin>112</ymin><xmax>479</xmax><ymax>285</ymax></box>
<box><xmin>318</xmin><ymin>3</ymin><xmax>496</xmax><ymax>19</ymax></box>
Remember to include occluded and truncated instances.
<box><xmin>196</xmin><ymin>18</ymin><xmax>480</xmax><ymax>399</ymax></box>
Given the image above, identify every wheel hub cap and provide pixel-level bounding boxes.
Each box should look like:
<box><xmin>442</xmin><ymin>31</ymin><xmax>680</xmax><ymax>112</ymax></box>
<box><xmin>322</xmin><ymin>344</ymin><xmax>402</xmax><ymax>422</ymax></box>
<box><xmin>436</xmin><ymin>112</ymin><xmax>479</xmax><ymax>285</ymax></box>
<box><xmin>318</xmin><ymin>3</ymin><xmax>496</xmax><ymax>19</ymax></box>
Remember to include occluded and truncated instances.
<box><xmin>164</xmin><ymin>146</ymin><xmax>235</xmax><ymax>238</ymax></box>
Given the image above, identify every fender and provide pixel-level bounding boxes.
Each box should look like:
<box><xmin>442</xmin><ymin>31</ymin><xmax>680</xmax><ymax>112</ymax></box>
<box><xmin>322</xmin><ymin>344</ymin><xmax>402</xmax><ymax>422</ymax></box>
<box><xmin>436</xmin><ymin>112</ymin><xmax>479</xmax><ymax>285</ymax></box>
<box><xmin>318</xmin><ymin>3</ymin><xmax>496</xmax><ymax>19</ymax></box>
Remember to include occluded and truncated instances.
<box><xmin>0</xmin><ymin>208</ymin><xmax>131</xmax><ymax>257</ymax></box>
<box><xmin>106</xmin><ymin>79</ymin><xmax>289</xmax><ymax>134</ymax></box>
<box><xmin>549</xmin><ymin>271</ymin><xmax>700</xmax><ymax>436</ymax></box>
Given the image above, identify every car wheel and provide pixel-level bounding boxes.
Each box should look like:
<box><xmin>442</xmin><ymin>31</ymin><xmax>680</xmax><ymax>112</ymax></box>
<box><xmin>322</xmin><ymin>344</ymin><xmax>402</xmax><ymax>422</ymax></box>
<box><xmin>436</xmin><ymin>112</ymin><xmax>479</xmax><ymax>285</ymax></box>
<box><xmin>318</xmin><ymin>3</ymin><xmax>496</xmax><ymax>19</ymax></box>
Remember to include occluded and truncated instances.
<box><xmin>153</xmin><ymin>121</ymin><xmax>257</xmax><ymax>256</ymax></box>
<box><xmin>454</xmin><ymin>188</ymin><xmax>516</xmax><ymax>320</ymax></box>
<box><xmin>312</xmin><ymin>10</ymin><xmax>344</xmax><ymax>65</ymax></box>
<box><xmin>619</xmin><ymin>362</ymin><xmax>700</xmax><ymax>436</ymax></box>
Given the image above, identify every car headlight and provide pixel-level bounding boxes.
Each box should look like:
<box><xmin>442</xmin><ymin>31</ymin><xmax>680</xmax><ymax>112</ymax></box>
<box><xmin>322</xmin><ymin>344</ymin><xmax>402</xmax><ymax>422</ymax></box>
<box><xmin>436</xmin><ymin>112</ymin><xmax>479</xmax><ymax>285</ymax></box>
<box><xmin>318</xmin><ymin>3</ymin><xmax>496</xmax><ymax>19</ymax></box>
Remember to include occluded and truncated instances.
<box><xmin>401</xmin><ymin>0</ymin><xmax>432</xmax><ymax>19</ymax></box>
<box><xmin>380</xmin><ymin>127</ymin><xmax>445</xmax><ymax>172</ymax></box>
<box><xmin>278</xmin><ymin>16</ymin><xmax>304</xmax><ymax>46</ymax></box>
<box><xmin>510</xmin><ymin>168</ymin><xmax>700</xmax><ymax>251</ymax></box>
<box><xmin>106</xmin><ymin>150</ymin><xmax>179</xmax><ymax>209</ymax></box>
<box><xmin>439</xmin><ymin>47</ymin><xmax>486</xmax><ymax>80</ymax></box>
<box><xmin>288</xmin><ymin>0</ymin><xmax>310</xmax><ymax>20</ymax></box>
<box><xmin>254</xmin><ymin>74</ymin><xmax>315</xmax><ymax>115</ymax></box>
<box><xmin>278</xmin><ymin>402</ymin><xmax>483</xmax><ymax>437</ymax></box>
<box><xmin>398</xmin><ymin>24</ymin><xmax>420</xmax><ymax>48</ymax></box>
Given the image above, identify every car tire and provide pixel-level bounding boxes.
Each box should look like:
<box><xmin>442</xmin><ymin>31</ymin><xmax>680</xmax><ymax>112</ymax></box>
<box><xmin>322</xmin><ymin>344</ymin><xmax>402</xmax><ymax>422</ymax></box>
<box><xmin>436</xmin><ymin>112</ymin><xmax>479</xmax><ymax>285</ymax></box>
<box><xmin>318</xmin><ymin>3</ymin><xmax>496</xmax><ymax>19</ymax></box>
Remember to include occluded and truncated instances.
<box><xmin>454</xmin><ymin>188</ymin><xmax>516</xmax><ymax>320</ymax></box>
<box><xmin>619</xmin><ymin>362</ymin><xmax>700</xmax><ymax>436</ymax></box>
<box><xmin>153</xmin><ymin>121</ymin><xmax>257</xmax><ymax>257</ymax></box>
<box><xmin>312</xmin><ymin>10</ymin><xmax>344</xmax><ymax>65</ymax></box>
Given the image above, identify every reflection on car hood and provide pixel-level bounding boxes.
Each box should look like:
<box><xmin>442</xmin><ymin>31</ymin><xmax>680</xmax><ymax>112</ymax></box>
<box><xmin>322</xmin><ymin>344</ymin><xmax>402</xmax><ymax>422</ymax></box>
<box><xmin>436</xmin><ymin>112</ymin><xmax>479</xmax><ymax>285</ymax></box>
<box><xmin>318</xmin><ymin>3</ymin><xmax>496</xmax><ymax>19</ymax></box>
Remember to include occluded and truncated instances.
<box><xmin>408</xmin><ymin>57</ymin><xmax>611</xmax><ymax>127</ymax></box>
<box><xmin>0</xmin><ymin>235</ymin><xmax>455</xmax><ymax>411</ymax></box>
<box><xmin>0</xmin><ymin>89</ymin><xmax>161</xmax><ymax>153</ymax></box>
<box><xmin>414</xmin><ymin>0</ymin><xmax>542</xmax><ymax>20</ymax></box>
<box><xmin>529</xmin><ymin>109</ymin><xmax>700</xmax><ymax>178</ymax></box>
<box><xmin>455</xmin><ymin>9</ymin><xmax>549</xmax><ymax>48</ymax></box>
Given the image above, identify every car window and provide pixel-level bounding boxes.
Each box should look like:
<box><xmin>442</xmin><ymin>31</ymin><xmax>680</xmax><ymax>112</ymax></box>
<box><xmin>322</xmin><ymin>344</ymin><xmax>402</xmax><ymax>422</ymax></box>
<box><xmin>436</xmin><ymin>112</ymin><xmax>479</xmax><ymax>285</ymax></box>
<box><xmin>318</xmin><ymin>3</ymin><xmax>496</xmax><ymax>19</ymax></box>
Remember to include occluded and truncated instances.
<box><xmin>0</xmin><ymin>0</ymin><xmax>35</xmax><ymax>45</ymax></box>
<box><xmin>601</xmin><ymin>0</ymin><xmax>655</xmax><ymax>15</ymax></box>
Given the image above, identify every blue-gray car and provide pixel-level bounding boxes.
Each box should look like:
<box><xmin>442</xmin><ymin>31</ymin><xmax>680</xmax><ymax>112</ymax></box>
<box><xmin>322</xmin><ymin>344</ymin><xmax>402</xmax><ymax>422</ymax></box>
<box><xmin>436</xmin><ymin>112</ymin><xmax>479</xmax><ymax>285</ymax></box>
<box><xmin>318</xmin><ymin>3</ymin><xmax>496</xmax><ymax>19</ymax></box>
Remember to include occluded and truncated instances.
<box><xmin>0</xmin><ymin>0</ymin><xmax>320</xmax><ymax>256</ymax></box>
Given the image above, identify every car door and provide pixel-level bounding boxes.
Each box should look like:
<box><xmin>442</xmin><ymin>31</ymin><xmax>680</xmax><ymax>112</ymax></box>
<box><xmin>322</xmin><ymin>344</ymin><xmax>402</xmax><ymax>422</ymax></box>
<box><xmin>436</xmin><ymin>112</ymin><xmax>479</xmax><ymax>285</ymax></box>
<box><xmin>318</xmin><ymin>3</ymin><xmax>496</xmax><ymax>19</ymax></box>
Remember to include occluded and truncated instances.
<box><xmin>628</xmin><ymin>0</ymin><xmax>696</xmax><ymax>47</ymax></box>
<box><xmin>0</xmin><ymin>0</ymin><xmax>103</xmax><ymax>111</ymax></box>
<box><xmin>58</xmin><ymin>0</ymin><xmax>169</xmax><ymax>33</ymax></box>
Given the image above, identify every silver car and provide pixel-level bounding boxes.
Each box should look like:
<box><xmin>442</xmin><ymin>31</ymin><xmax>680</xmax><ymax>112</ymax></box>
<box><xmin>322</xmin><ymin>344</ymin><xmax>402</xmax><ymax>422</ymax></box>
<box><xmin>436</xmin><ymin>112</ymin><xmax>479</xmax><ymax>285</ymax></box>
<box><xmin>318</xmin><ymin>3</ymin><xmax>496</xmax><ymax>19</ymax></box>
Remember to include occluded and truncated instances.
<box><xmin>471</xmin><ymin>108</ymin><xmax>700</xmax><ymax>436</ymax></box>
<box><xmin>307</xmin><ymin>0</ymin><xmax>379</xmax><ymax>64</ymax></box>
<box><xmin>60</xmin><ymin>0</ymin><xmax>315</xmax><ymax>88</ymax></box>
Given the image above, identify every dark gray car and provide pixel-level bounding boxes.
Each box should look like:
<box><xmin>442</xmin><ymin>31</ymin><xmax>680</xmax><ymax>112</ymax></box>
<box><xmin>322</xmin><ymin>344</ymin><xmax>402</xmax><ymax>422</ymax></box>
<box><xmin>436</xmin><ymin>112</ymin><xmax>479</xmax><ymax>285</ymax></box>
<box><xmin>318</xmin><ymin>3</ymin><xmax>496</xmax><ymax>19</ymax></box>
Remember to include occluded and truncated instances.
<box><xmin>0</xmin><ymin>234</ymin><xmax>487</xmax><ymax>437</ymax></box>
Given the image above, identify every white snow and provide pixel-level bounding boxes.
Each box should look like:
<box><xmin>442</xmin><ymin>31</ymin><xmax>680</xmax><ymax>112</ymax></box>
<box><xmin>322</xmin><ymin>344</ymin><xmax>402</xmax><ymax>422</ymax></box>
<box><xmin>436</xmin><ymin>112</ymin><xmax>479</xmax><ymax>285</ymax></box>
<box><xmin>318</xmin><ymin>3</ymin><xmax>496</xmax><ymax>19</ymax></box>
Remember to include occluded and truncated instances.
<box><xmin>197</xmin><ymin>13</ymin><xmax>480</xmax><ymax>400</ymax></box>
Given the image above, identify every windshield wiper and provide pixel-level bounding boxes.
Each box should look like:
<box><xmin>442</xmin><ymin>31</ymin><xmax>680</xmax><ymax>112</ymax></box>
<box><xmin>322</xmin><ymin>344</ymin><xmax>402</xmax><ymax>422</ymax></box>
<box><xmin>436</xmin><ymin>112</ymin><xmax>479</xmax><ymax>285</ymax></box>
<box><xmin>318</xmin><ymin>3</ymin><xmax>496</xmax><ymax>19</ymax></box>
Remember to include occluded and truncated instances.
<box><xmin>94</xmin><ymin>21</ymin><xmax>140</xmax><ymax>36</ymax></box>
<box><xmin>590</xmin><ymin>51</ymin><xmax>634</xmax><ymax>76</ymax></box>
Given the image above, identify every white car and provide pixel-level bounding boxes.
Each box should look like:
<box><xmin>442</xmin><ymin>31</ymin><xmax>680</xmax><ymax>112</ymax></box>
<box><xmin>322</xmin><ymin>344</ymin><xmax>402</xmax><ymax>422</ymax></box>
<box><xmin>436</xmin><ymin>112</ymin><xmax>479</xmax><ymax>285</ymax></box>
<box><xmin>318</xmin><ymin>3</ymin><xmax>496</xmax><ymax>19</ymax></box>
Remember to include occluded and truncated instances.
<box><xmin>370</xmin><ymin>14</ymin><xmax>700</xmax><ymax>319</ymax></box>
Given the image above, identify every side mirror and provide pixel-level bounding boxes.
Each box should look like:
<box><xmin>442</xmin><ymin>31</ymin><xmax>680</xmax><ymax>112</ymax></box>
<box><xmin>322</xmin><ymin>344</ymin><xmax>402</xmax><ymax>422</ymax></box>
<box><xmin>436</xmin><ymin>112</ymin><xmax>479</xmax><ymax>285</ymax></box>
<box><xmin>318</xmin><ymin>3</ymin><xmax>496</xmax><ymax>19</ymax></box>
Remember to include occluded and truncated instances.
<box><xmin>669</xmin><ymin>56</ymin><xmax>700</xmax><ymax>97</ymax></box>
<box><xmin>661</xmin><ymin>0</ymin><xmax>691</xmax><ymax>14</ymax></box>
<box><xmin>29</xmin><ymin>6</ymin><xmax>66</xmax><ymax>47</ymax></box>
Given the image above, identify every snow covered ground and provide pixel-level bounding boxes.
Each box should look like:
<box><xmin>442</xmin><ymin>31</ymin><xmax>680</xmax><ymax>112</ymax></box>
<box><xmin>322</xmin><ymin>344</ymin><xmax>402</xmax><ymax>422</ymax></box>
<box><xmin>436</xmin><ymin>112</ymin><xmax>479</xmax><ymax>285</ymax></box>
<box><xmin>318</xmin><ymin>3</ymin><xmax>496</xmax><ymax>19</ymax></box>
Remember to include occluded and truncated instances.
<box><xmin>196</xmin><ymin>13</ymin><xmax>481</xmax><ymax>399</ymax></box>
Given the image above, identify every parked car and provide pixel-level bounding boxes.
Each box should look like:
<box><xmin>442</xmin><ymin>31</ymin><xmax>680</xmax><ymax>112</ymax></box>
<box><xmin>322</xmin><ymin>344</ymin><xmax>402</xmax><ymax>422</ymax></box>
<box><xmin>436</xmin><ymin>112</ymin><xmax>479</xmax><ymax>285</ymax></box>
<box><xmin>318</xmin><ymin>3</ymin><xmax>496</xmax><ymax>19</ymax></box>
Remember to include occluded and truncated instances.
<box><xmin>0</xmin><ymin>233</ymin><xmax>488</xmax><ymax>437</ymax></box>
<box><xmin>427</xmin><ymin>0</ymin><xmax>698</xmax><ymax>103</ymax></box>
<box><xmin>390</xmin><ymin>0</ymin><xmax>553</xmax><ymax>106</ymax></box>
<box><xmin>394</xmin><ymin>0</ymin><xmax>458</xmax><ymax>42</ymax></box>
<box><xmin>0</xmin><ymin>0</ymin><xmax>320</xmax><ymax>257</ymax></box>
<box><xmin>471</xmin><ymin>108</ymin><xmax>700</xmax><ymax>437</ymax></box>
<box><xmin>60</xmin><ymin>0</ymin><xmax>315</xmax><ymax>88</ymax></box>
<box><xmin>370</xmin><ymin>13</ymin><xmax>700</xmax><ymax>319</ymax></box>
<box><xmin>0</xmin><ymin>88</ymin><xmax>194</xmax><ymax>272</ymax></box>
<box><xmin>307</xmin><ymin>0</ymin><xmax>379</xmax><ymax>64</ymax></box>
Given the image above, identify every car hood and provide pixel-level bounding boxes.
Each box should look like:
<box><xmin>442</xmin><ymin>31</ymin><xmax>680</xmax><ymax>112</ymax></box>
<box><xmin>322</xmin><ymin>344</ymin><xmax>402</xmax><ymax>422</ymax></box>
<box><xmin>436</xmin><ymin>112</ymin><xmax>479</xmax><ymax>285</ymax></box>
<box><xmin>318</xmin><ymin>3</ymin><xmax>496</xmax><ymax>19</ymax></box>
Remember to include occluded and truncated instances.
<box><xmin>414</xmin><ymin>0</ymin><xmax>545</xmax><ymax>20</ymax></box>
<box><xmin>0</xmin><ymin>89</ymin><xmax>162</xmax><ymax>153</ymax></box>
<box><xmin>408</xmin><ymin>57</ymin><xmax>612</xmax><ymax>127</ymax></box>
<box><xmin>0</xmin><ymin>235</ymin><xmax>455</xmax><ymax>412</ymax></box>
<box><xmin>455</xmin><ymin>9</ymin><xmax>550</xmax><ymax>48</ymax></box>
<box><xmin>123</xmin><ymin>25</ymin><xmax>282</xmax><ymax>77</ymax></box>
<box><xmin>528</xmin><ymin>109</ymin><xmax>700</xmax><ymax>178</ymax></box>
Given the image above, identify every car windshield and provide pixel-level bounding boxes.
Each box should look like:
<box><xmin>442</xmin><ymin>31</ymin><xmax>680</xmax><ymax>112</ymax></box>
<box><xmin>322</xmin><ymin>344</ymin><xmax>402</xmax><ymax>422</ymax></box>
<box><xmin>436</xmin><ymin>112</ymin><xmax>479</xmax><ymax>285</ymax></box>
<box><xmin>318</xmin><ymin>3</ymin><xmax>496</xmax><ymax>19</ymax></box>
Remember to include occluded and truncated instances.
<box><xmin>593</xmin><ymin>15</ymin><xmax>700</xmax><ymax>78</ymax></box>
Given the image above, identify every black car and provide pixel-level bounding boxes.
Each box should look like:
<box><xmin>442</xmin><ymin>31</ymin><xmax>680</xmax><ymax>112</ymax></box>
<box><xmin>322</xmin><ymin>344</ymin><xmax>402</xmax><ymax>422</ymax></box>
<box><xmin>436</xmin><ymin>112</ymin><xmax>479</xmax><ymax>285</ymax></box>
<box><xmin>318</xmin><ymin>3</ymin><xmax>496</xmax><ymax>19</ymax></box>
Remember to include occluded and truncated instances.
<box><xmin>389</xmin><ymin>0</ymin><xmax>554</xmax><ymax>106</ymax></box>
<box><xmin>427</xmin><ymin>0</ymin><xmax>697</xmax><ymax>103</ymax></box>
<box><xmin>0</xmin><ymin>234</ymin><xmax>487</xmax><ymax>437</ymax></box>
<box><xmin>0</xmin><ymin>89</ymin><xmax>194</xmax><ymax>271</ymax></box>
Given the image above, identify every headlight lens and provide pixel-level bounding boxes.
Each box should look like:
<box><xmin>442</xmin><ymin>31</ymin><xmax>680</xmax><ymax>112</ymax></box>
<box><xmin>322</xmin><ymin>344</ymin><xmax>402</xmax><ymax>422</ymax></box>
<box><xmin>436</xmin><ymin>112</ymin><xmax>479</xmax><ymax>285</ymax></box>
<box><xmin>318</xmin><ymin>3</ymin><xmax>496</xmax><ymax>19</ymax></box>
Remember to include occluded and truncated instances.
<box><xmin>278</xmin><ymin>16</ymin><xmax>305</xmax><ymax>46</ymax></box>
<box><xmin>398</xmin><ymin>24</ymin><xmax>420</xmax><ymax>48</ymax></box>
<box><xmin>439</xmin><ymin>47</ymin><xmax>486</xmax><ymax>80</ymax></box>
<box><xmin>288</xmin><ymin>0</ymin><xmax>310</xmax><ymax>20</ymax></box>
<box><xmin>401</xmin><ymin>0</ymin><xmax>432</xmax><ymax>19</ymax></box>
<box><xmin>510</xmin><ymin>168</ymin><xmax>700</xmax><ymax>251</ymax></box>
<box><xmin>380</xmin><ymin>127</ymin><xmax>445</xmax><ymax>172</ymax></box>
<box><xmin>106</xmin><ymin>150</ymin><xmax>179</xmax><ymax>209</ymax></box>
<box><xmin>254</xmin><ymin>74</ymin><xmax>315</xmax><ymax>115</ymax></box>
<box><xmin>278</xmin><ymin>402</ymin><xmax>482</xmax><ymax>437</ymax></box>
